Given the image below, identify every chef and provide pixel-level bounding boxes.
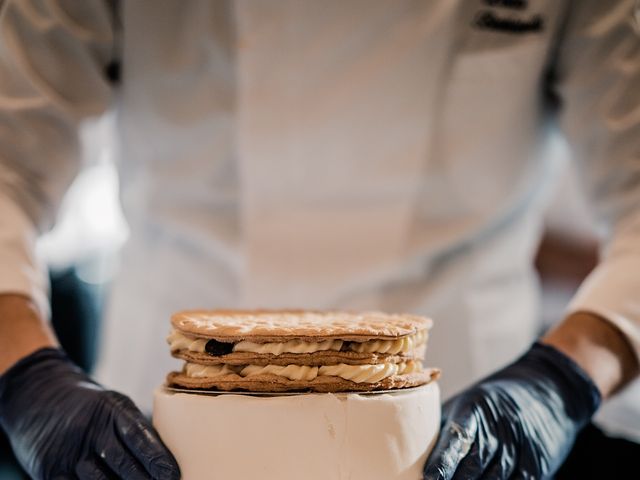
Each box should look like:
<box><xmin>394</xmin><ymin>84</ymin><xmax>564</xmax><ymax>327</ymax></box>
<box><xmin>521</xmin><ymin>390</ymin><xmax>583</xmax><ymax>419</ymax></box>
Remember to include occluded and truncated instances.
<box><xmin>0</xmin><ymin>1</ymin><xmax>638</xmax><ymax>478</ymax></box>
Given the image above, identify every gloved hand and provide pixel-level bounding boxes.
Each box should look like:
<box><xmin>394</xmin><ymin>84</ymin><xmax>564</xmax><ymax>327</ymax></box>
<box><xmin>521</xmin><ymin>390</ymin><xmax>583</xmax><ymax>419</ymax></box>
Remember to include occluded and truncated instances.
<box><xmin>423</xmin><ymin>342</ymin><xmax>601</xmax><ymax>480</ymax></box>
<box><xmin>0</xmin><ymin>347</ymin><xmax>180</xmax><ymax>479</ymax></box>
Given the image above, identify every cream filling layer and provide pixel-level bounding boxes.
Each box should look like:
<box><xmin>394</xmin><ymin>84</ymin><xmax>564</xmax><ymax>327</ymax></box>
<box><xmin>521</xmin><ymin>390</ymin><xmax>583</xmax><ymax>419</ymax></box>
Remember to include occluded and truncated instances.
<box><xmin>167</xmin><ymin>330</ymin><xmax>209</xmax><ymax>352</ymax></box>
<box><xmin>169</xmin><ymin>330</ymin><xmax>427</xmax><ymax>356</ymax></box>
<box><xmin>349</xmin><ymin>330</ymin><xmax>427</xmax><ymax>354</ymax></box>
<box><xmin>183</xmin><ymin>360</ymin><xmax>422</xmax><ymax>384</ymax></box>
<box><xmin>235</xmin><ymin>339</ymin><xmax>343</xmax><ymax>355</ymax></box>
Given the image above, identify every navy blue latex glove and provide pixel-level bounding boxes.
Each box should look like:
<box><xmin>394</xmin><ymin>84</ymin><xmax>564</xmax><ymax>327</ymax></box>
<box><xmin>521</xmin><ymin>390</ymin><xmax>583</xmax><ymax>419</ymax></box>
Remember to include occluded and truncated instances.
<box><xmin>423</xmin><ymin>342</ymin><xmax>601</xmax><ymax>479</ymax></box>
<box><xmin>0</xmin><ymin>348</ymin><xmax>180</xmax><ymax>480</ymax></box>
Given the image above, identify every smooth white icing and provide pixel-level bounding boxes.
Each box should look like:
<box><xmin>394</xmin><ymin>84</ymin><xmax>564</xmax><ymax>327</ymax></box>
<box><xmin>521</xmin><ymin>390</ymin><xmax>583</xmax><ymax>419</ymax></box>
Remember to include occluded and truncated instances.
<box><xmin>153</xmin><ymin>382</ymin><xmax>441</xmax><ymax>480</ymax></box>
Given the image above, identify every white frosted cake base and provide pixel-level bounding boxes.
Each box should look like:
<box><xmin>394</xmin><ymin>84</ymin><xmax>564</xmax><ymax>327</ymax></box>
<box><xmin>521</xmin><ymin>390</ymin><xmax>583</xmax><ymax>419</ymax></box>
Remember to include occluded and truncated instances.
<box><xmin>153</xmin><ymin>383</ymin><xmax>440</xmax><ymax>480</ymax></box>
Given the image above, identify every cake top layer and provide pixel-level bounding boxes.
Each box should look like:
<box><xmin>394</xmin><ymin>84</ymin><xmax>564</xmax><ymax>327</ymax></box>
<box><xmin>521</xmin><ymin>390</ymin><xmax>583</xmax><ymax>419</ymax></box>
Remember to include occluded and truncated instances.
<box><xmin>171</xmin><ymin>309</ymin><xmax>432</xmax><ymax>342</ymax></box>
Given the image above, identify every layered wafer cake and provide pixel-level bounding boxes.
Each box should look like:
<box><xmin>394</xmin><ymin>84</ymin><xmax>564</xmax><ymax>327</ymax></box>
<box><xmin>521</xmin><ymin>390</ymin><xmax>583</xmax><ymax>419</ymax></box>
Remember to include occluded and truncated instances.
<box><xmin>166</xmin><ymin>310</ymin><xmax>438</xmax><ymax>392</ymax></box>
<box><xmin>153</xmin><ymin>310</ymin><xmax>441</xmax><ymax>479</ymax></box>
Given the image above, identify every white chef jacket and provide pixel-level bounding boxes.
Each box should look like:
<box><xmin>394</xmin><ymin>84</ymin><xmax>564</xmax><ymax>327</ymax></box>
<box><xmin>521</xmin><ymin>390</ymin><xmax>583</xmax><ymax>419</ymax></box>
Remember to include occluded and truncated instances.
<box><xmin>1</xmin><ymin>0</ymin><xmax>639</xmax><ymax>439</ymax></box>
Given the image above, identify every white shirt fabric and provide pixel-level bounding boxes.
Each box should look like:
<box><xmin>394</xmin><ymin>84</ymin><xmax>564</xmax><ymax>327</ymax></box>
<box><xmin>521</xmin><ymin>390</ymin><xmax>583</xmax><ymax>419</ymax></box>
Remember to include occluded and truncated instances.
<box><xmin>1</xmin><ymin>0</ymin><xmax>639</xmax><ymax>439</ymax></box>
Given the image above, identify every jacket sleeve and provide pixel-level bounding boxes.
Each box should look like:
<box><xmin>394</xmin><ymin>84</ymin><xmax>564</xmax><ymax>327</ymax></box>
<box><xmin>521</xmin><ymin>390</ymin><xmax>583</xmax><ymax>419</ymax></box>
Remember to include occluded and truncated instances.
<box><xmin>553</xmin><ymin>0</ymin><xmax>640</xmax><ymax>363</ymax></box>
<box><xmin>0</xmin><ymin>0</ymin><xmax>116</xmax><ymax>316</ymax></box>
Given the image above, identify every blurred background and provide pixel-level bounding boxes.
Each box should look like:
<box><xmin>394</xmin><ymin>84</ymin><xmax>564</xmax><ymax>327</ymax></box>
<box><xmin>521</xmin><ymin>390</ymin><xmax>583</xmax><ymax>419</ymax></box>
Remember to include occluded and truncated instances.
<box><xmin>0</xmin><ymin>114</ymin><xmax>601</xmax><ymax>478</ymax></box>
<box><xmin>0</xmin><ymin>114</ymin><xmax>129</xmax><ymax>479</ymax></box>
